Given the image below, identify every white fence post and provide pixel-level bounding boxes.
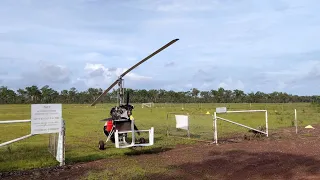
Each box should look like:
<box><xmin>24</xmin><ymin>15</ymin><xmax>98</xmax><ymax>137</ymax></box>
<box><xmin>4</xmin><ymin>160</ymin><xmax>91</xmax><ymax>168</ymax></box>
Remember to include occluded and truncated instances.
<box><xmin>214</xmin><ymin>112</ymin><xmax>217</xmax><ymax>144</ymax></box>
<box><xmin>265</xmin><ymin>110</ymin><xmax>268</xmax><ymax>137</ymax></box>
<box><xmin>295</xmin><ymin>109</ymin><xmax>297</xmax><ymax>134</ymax></box>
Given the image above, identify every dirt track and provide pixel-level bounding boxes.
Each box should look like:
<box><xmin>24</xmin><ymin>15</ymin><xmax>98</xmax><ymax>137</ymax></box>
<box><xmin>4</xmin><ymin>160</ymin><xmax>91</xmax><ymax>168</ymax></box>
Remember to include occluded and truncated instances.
<box><xmin>1</xmin><ymin>126</ymin><xmax>320</xmax><ymax>180</ymax></box>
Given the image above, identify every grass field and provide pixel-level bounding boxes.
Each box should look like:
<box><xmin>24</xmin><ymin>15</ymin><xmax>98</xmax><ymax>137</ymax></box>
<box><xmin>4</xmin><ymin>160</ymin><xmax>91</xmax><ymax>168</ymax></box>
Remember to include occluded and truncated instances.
<box><xmin>1</xmin><ymin>103</ymin><xmax>320</xmax><ymax>173</ymax></box>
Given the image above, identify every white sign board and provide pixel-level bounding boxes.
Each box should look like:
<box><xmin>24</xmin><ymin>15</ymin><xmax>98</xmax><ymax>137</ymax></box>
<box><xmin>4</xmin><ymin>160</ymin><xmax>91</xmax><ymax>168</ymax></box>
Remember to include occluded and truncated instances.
<box><xmin>31</xmin><ymin>104</ymin><xmax>62</xmax><ymax>134</ymax></box>
<box><xmin>216</xmin><ymin>107</ymin><xmax>227</xmax><ymax>113</ymax></box>
<box><xmin>175</xmin><ymin>115</ymin><xmax>189</xmax><ymax>130</ymax></box>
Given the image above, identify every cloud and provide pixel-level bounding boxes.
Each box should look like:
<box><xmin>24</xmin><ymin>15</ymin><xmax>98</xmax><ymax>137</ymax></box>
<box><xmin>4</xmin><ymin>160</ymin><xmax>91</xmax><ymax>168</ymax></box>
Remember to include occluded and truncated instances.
<box><xmin>192</xmin><ymin>69</ymin><xmax>215</xmax><ymax>83</ymax></box>
<box><xmin>248</xmin><ymin>60</ymin><xmax>320</xmax><ymax>94</ymax></box>
<box><xmin>21</xmin><ymin>62</ymin><xmax>71</xmax><ymax>84</ymax></box>
<box><xmin>307</xmin><ymin>62</ymin><xmax>320</xmax><ymax>79</ymax></box>
<box><xmin>1</xmin><ymin>0</ymin><xmax>320</xmax><ymax>95</ymax></box>
<box><xmin>1</xmin><ymin>61</ymin><xmax>72</xmax><ymax>91</ymax></box>
<box><xmin>218</xmin><ymin>77</ymin><xmax>245</xmax><ymax>90</ymax></box>
<box><xmin>164</xmin><ymin>62</ymin><xmax>175</xmax><ymax>67</ymax></box>
<box><xmin>0</xmin><ymin>71</ymin><xmax>8</xmax><ymax>76</ymax></box>
<box><xmin>84</xmin><ymin>63</ymin><xmax>152</xmax><ymax>80</ymax></box>
<box><xmin>80</xmin><ymin>52</ymin><xmax>106</xmax><ymax>63</ymax></box>
<box><xmin>79</xmin><ymin>63</ymin><xmax>152</xmax><ymax>88</ymax></box>
<box><xmin>133</xmin><ymin>0</ymin><xmax>216</xmax><ymax>12</ymax></box>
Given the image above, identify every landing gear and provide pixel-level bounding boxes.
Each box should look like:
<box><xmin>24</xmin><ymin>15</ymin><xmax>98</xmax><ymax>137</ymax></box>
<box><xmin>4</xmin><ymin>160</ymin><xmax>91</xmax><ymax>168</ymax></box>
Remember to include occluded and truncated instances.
<box><xmin>99</xmin><ymin>118</ymin><xmax>154</xmax><ymax>149</ymax></box>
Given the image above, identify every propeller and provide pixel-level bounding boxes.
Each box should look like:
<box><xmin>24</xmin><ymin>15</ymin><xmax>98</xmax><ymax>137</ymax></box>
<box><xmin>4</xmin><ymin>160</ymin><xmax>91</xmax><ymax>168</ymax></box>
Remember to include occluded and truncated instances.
<box><xmin>90</xmin><ymin>38</ymin><xmax>179</xmax><ymax>106</ymax></box>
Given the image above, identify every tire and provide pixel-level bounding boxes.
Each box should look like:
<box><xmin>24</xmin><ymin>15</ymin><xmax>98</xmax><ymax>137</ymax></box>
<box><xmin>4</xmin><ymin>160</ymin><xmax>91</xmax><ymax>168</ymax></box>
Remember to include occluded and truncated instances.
<box><xmin>98</xmin><ymin>140</ymin><xmax>105</xmax><ymax>150</ymax></box>
<box><xmin>139</xmin><ymin>137</ymin><xmax>146</xmax><ymax>144</ymax></box>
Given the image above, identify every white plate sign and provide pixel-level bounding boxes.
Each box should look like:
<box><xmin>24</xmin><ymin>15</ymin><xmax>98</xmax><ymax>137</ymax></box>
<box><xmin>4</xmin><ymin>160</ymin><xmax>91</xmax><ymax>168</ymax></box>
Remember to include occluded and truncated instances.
<box><xmin>31</xmin><ymin>104</ymin><xmax>62</xmax><ymax>134</ymax></box>
<box><xmin>216</xmin><ymin>107</ymin><xmax>227</xmax><ymax>113</ymax></box>
<box><xmin>175</xmin><ymin>115</ymin><xmax>189</xmax><ymax>130</ymax></box>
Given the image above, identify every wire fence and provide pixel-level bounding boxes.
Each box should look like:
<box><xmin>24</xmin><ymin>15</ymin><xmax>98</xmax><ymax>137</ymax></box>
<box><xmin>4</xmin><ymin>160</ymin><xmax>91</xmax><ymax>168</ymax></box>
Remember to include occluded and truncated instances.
<box><xmin>146</xmin><ymin>103</ymin><xmax>320</xmax><ymax>141</ymax></box>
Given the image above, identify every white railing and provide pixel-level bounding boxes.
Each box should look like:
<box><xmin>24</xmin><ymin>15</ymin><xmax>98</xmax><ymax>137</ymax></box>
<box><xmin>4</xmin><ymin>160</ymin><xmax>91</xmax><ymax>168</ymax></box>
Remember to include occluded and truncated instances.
<box><xmin>213</xmin><ymin>108</ymin><xmax>268</xmax><ymax>144</ymax></box>
<box><xmin>0</xmin><ymin>119</ymin><xmax>33</xmax><ymax>147</ymax></box>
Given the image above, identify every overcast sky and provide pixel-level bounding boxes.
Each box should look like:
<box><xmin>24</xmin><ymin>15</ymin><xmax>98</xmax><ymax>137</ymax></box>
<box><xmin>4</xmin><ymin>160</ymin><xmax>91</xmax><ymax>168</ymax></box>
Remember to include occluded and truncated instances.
<box><xmin>0</xmin><ymin>0</ymin><xmax>320</xmax><ymax>95</ymax></box>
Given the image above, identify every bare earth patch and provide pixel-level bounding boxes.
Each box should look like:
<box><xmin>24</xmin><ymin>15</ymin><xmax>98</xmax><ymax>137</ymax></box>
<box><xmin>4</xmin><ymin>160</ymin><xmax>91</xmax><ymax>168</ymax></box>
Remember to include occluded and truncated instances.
<box><xmin>1</xmin><ymin>125</ymin><xmax>320</xmax><ymax>180</ymax></box>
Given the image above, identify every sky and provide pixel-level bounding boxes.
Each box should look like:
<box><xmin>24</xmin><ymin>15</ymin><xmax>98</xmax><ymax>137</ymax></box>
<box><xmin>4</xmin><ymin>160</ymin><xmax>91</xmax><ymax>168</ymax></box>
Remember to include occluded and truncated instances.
<box><xmin>0</xmin><ymin>0</ymin><xmax>320</xmax><ymax>95</ymax></box>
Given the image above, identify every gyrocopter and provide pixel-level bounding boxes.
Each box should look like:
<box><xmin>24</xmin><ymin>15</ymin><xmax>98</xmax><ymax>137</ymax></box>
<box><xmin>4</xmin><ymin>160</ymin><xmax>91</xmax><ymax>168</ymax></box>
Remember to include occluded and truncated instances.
<box><xmin>90</xmin><ymin>39</ymin><xmax>179</xmax><ymax>150</ymax></box>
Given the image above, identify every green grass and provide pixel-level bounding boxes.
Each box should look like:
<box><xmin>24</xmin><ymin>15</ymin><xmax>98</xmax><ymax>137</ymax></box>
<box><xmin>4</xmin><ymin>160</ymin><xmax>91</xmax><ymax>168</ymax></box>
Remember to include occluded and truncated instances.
<box><xmin>1</xmin><ymin>103</ymin><xmax>320</xmax><ymax>172</ymax></box>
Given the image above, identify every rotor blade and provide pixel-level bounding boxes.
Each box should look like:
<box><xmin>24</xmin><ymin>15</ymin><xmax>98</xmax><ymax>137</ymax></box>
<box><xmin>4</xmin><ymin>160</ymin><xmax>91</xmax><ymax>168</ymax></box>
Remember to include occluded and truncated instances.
<box><xmin>120</xmin><ymin>38</ymin><xmax>179</xmax><ymax>78</ymax></box>
<box><xmin>90</xmin><ymin>79</ymin><xmax>118</xmax><ymax>106</ymax></box>
<box><xmin>91</xmin><ymin>38</ymin><xmax>179</xmax><ymax>106</ymax></box>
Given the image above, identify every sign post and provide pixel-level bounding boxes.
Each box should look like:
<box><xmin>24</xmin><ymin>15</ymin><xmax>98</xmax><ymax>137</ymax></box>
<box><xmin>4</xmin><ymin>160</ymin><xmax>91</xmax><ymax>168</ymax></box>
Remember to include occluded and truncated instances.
<box><xmin>31</xmin><ymin>104</ymin><xmax>65</xmax><ymax>165</ymax></box>
<box><xmin>0</xmin><ymin>104</ymin><xmax>65</xmax><ymax>166</ymax></box>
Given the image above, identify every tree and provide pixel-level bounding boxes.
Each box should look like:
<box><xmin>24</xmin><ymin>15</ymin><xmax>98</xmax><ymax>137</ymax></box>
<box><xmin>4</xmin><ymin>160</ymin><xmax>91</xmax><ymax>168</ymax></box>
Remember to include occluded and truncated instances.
<box><xmin>217</xmin><ymin>87</ymin><xmax>225</xmax><ymax>103</ymax></box>
<box><xmin>0</xmin><ymin>86</ymin><xmax>16</xmax><ymax>104</ymax></box>
<box><xmin>233</xmin><ymin>89</ymin><xmax>245</xmax><ymax>103</ymax></box>
<box><xmin>191</xmin><ymin>88</ymin><xmax>200</xmax><ymax>97</ymax></box>
<box><xmin>148</xmin><ymin>89</ymin><xmax>159</xmax><ymax>103</ymax></box>
<box><xmin>0</xmin><ymin>85</ymin><xmax>317</xmax><ymax>104</ymax></box>
<box><xmin>17</xmin><ymin>88</ymin><xmax>27</xmax><ymax>103</ymax></box>
<box><xmin>25</xmin><ymin>85</ymin><xmax>41</xmax><ymax>103</ymax></box>
<box><xmin>68</xmin><ymin>87</ymin><xmax>78</xmax><ymax>103</ymax></box>
<box><xmin>200</xmin><ymin>91</ymin><xmax>211</xmax><ymax>103</ymax></box>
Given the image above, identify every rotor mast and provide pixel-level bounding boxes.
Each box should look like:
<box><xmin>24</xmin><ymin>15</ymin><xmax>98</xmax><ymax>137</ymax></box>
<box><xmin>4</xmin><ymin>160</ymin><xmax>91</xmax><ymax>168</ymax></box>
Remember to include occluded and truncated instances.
<box><xmin>117</xmin><ymin>77</ymin><xmax>124</xmax><ymax>106</ymax></box>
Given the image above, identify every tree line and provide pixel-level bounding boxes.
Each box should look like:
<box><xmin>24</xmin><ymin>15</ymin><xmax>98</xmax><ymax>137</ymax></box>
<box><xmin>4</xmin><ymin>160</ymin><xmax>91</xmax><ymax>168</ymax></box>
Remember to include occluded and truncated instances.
<box><xmin>0</xmin><ymin>85</ymin><xmax>319</xmax><ymax>104</ymax></box>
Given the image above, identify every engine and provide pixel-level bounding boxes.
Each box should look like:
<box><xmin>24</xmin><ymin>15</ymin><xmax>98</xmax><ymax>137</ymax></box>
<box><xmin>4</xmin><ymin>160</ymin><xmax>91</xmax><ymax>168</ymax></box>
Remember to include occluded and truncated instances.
<box><xmin>110</xmin><ymin>104</ymin><xmax>134</xmax><ymax>120</ymax></box>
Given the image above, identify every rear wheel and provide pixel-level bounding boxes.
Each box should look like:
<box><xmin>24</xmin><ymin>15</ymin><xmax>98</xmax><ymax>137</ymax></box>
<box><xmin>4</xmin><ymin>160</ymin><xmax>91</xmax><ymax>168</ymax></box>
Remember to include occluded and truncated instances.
<box><xmin>139</xmin><ymin>137</ymin><xmax>146</xmax><ymax>144</ymax></box>
<box><xmin>98</xmin><ymin>140</ymin><xmax>105</xmax><ymax>150</ymax></box>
